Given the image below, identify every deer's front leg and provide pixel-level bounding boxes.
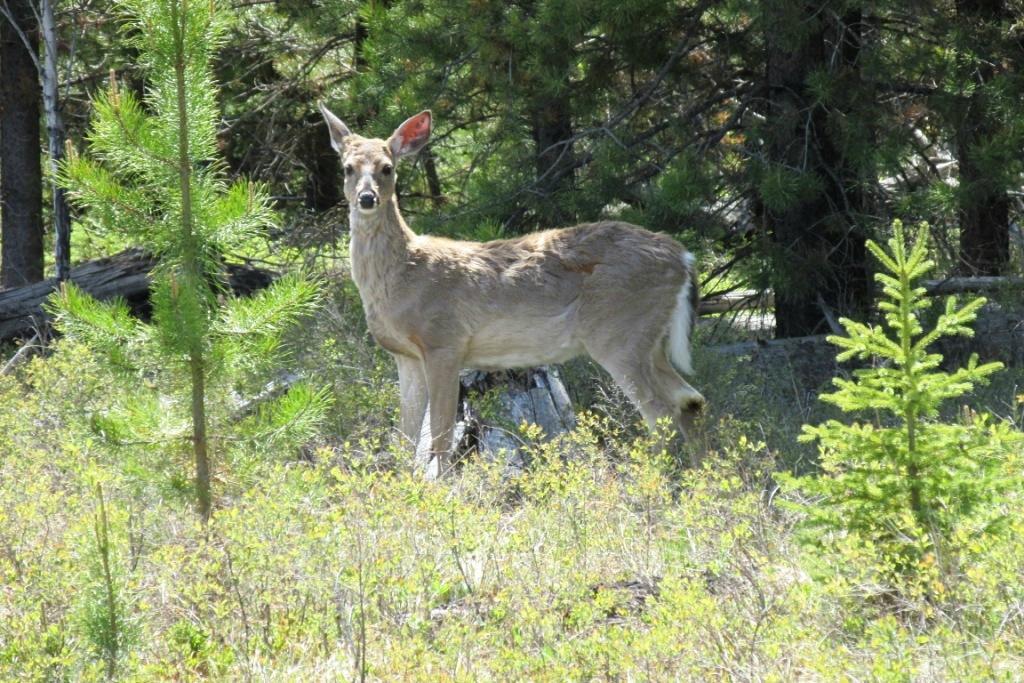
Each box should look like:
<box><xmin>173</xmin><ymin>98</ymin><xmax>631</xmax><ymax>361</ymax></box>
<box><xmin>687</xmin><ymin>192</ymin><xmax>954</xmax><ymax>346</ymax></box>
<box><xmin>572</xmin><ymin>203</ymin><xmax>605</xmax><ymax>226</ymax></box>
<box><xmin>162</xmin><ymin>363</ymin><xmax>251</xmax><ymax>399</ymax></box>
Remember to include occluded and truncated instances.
<box><xmin>423</xmin><ymin>350</ymin><xmax>461</xmax><ymax>477</ymax></box>
<box><xmin>396</xmin><ymin>355</ymin><xmax>427</xmax><ymax>451</ymax></box>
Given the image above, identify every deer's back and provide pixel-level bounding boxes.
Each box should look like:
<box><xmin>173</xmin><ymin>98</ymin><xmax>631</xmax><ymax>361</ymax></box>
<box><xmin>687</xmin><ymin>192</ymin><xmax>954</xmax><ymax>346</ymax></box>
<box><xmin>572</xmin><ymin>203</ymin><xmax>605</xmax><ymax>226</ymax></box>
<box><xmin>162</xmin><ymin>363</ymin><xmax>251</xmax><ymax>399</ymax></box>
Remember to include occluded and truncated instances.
<box><xmin>388</xmin><ymin>221</ymin><xmax>690</xmax><ymax>368</ymax></box>
<box><xmin>416</xmin><ymin>220</ymin><xmax>687</xmax><ymax>291</ymax></box>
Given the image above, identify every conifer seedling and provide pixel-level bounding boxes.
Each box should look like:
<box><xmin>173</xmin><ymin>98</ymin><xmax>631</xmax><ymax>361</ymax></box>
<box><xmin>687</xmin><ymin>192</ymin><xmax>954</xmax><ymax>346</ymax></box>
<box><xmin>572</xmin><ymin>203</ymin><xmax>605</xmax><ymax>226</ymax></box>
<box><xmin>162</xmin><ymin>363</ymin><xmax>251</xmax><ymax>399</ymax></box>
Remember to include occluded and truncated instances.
<box><xmin>780</xmin><ymin>221</ymin><xmax>1021</xmax><ymax>586</ymax></box>
<box><xmin>52</xmin><ymin>0</ymin><xmax>329</xmax><ymax>520</ymax></box>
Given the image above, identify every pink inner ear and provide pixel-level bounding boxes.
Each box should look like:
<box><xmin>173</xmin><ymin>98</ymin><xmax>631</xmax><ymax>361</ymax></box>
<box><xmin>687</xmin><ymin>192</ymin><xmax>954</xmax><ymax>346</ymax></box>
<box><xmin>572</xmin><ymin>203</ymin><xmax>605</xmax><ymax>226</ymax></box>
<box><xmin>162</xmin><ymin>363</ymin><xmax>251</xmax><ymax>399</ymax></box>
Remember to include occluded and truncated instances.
<box><xmin>402</xmin><ymin>114</ymin><xmax>430</xmax><ymax>144</ymax></box>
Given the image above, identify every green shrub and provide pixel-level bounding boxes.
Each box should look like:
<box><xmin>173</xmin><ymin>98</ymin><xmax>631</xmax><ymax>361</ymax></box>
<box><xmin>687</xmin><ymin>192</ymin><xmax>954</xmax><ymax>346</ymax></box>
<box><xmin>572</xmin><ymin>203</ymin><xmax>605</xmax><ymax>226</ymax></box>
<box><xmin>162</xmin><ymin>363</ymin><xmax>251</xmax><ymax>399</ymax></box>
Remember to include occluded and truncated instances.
<box><xmin>779</xmin><ymin>221</ymin><xmax>1023</xmax><ymax>591</ymax></box>
<box><xmin>2</xmin><ymin>356</ymin><xmax>1023</xmax><ymax>679</ymax></box>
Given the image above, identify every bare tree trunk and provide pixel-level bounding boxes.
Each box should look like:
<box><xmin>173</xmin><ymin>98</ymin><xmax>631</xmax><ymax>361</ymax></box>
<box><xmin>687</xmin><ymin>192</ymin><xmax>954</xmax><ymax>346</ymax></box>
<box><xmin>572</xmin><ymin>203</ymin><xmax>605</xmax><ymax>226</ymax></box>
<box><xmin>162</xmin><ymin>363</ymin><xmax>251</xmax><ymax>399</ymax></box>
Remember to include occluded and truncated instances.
<box><xmin>40</xmin><ymin>0</ymin><xmax>71</xmax><ymax>280</ymax></box>
<box><xmin>1</xmin><ymin>0</ymin><xmax>44</xmax><ymax>288</ymax></box>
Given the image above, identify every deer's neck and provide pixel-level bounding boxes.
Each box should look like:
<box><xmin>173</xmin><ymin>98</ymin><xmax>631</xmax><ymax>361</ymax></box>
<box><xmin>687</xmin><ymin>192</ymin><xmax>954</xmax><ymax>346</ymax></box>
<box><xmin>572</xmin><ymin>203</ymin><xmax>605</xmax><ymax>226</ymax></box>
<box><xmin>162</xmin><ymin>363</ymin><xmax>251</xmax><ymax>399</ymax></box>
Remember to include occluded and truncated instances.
<box><xmin>348</xmin><ymin>199</ymin><xmax>414</xmax><ymax>297</ymax></box>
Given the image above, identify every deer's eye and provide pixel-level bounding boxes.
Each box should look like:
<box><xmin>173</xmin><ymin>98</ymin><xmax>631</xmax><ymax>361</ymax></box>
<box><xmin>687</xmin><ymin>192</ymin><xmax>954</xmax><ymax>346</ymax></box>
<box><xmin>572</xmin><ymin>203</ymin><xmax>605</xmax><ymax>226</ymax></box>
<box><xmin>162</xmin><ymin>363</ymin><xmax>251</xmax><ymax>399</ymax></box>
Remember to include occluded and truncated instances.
<box><xmin>381</xmin><ymin>164</ymin><xmax>393</xmax><ymax>176</ymax></box>
<box><xmin>344</xmin><ymin>164</ymin><xmax>355</xmax><ymax>176</ymax></box>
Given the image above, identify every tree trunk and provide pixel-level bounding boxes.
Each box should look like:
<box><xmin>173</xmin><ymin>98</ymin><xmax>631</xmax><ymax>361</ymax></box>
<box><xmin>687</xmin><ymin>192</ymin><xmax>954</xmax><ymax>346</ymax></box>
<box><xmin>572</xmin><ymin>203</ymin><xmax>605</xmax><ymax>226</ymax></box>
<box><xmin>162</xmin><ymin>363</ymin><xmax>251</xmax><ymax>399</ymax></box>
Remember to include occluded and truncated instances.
<box><xmin>420</xmin><ymin>146</ymin><xmax>444</xmax><ymax>208</ymax></box>
<box><xmin>529</xmin><ymin>82</ymin><xmax>575</xmax><ymax>227</ymax></box>
<box><xmin>351</xmin><ymin>4</ymin><xmax>379</xmax><ymax>127</ymax></box>
<box><xmin>305</xmin><ymin>113</ymin><xmax>341</xmax><ymax>212</ymax></box>
<box><xmin>353</xmin><ymin>8</ymin><xmax>369</xmax><ymax>73</ymax></box>
<box><xmin>41</xmin><ymin>0</ymin><xmax>71</xmax><ymax>280</ymax></box>
<box><xmin>521</xmin><ymin>29</ymin><xmax>576</xmax><ymax>231</ymax></box>
<box><xmin>763</xmin><ymin>5</ymin><xmax>871</xmax><ymax>337</ymax></box>
<box><xmin>955</xmin><ymin>0</ymin><xmax>1011</xmax><ymax>276</ymax></box>
<box><xmin>1</xmin><ymin>0</ymin><xmax>44</xmax><ymax>288</ymax></box>
<box><xmin>170</xmin><ymin>0</ymin><xmax>210</xmax><ymax>521</ymax></box>
<box><xmin>531</xmin><ymin>96</ymin><xmax>574</xmax><ymax>190</ymax></box>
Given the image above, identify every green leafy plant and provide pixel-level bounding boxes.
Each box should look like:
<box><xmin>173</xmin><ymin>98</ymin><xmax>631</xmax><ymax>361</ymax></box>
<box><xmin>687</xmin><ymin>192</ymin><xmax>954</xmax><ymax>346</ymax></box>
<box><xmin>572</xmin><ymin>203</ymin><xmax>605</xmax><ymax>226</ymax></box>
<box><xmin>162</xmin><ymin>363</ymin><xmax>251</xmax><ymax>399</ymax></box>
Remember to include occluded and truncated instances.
<box><xmin>54</xmin><ymin>0</ymin><xmax>329</xmax><ymax>519</ymax></box>
<box><xmin>779</xmin><ymin>221</ymin><xmax>1022</xmax><ymax>586</ymax></box>
<box><xmin>79</xmin><ymin>482</ymin><xmax>125</xmax><ymax>680</ymax></box>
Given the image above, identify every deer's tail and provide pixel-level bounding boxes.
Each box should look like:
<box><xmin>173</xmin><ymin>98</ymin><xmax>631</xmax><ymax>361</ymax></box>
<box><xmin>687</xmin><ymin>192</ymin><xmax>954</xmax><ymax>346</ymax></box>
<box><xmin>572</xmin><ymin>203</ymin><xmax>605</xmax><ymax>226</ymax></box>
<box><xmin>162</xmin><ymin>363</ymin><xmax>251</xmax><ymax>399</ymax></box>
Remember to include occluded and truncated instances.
<box><xmin>666</xmin><ymin>251</ymin><xmax>699</xmax><ymax>376</ymax></box>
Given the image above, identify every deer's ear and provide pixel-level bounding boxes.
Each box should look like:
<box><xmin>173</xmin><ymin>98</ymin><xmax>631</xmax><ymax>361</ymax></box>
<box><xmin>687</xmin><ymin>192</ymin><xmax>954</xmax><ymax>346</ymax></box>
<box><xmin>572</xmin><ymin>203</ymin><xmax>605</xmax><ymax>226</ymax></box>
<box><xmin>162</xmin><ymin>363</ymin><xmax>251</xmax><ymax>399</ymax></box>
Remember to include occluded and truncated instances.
<box><xmin>388</xmin><ymin>111</ymin><xmax>431</xmax><ymax>158</ymax></box>
<box><xmin>318</xmin><ymin>102</ymin><xmax>351</xmax><ymax>154</ymax></box>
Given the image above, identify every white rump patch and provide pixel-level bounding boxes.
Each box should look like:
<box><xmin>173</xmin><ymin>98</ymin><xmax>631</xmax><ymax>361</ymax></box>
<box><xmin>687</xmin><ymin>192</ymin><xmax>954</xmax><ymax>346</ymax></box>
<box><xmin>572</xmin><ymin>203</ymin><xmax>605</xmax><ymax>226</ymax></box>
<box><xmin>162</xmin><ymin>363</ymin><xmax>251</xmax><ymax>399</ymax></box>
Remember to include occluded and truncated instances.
<box><xmin>667</xmin><ymin>253</ymin><xmax>695</xmax><ymax>376</ymax></box>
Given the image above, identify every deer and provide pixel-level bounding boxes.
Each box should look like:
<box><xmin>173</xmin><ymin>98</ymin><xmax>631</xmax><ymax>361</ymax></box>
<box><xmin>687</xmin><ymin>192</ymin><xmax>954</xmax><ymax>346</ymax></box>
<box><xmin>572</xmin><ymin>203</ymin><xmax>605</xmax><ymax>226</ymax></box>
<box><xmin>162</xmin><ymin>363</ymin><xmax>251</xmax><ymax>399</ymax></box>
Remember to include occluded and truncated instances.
<box><xmin>318</xmin><ymin>104</ymin><xmax>705</xmax><ymax>475</ymax></box>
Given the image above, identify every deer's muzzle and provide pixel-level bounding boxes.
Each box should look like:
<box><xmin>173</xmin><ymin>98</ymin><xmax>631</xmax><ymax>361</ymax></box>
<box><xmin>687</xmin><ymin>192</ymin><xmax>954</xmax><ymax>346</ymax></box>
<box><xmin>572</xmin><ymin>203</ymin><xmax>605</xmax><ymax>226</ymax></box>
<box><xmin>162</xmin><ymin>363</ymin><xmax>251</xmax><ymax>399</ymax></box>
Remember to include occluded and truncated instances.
<box><xmin>358</xmin><ymin>192</ymin><xmax>378</xmax><ymax>209</ymax></box>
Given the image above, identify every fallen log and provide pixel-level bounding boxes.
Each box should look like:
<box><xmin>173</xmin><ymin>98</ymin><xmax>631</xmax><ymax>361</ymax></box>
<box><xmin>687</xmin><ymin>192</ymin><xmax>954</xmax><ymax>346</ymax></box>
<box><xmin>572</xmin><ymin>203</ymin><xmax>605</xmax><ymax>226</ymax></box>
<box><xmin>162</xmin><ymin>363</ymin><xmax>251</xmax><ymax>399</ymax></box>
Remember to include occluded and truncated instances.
<box><xmin>698</xmin><ymin>277</ymin><xmax>1023</xmax><ymax>316</ymax></box>
<box><xmin>0</xmin><ymin>248</ymin><xmax>276</xmax><ymax>342</ymax></box>
<box><xmin>699</xmin><ymin>290</ymin><xmax>773</xmax><ymax>315</ymax></box>
<box><xmin>921</xmin><ymin>276</ymin><xmax>1024</xmax><ymax>296</ymax></box>
<box><xmin>707</xmin><ymin>303</ymin><xmax>1024</xmax><ymax>388</ymax></box>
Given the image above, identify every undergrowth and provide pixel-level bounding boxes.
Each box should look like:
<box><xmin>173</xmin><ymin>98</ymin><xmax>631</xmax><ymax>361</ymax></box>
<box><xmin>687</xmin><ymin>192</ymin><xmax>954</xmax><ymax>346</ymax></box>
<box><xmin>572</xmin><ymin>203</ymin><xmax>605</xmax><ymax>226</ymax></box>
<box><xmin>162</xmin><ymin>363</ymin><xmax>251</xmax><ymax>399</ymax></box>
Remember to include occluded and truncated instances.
<box><xmin>1</xmin><ymin>331</ymin><xmax>1023</xmax><ymax>680</ymax></box>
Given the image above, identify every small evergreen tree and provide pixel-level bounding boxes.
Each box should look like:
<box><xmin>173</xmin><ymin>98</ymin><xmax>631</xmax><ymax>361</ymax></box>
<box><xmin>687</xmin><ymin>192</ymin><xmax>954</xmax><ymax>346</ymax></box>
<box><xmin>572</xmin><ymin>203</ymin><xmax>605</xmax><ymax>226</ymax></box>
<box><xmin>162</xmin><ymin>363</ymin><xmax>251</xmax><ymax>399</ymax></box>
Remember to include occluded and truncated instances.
<box><xmin>54</xmin><ymin>0</ymin><xmax>328</xmax><ymax>520</ymax></box>
<box><xmin>779</xmin><ymin>221</ymin><xmax>1021</xmax><ymax>587</ymax></box>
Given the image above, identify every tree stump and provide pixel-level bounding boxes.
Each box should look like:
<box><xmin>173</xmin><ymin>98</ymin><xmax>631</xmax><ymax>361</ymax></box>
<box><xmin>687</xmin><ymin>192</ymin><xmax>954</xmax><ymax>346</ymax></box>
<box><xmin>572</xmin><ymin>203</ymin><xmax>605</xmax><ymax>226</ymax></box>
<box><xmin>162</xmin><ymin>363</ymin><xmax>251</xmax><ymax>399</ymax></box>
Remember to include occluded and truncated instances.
<box><xmin>414</xmin><ymin>366</ymin><xmax>575</xmax><ymax>477</ymax></box>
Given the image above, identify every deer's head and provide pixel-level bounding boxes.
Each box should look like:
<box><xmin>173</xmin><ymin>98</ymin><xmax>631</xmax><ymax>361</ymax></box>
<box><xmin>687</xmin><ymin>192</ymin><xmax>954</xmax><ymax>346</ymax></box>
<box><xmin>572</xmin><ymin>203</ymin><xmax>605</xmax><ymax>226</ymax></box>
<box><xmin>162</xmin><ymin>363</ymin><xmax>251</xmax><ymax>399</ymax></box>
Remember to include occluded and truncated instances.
<box><xmin>318</xmin><ymin>104</ymin><xmax>431</xmax><ymax>215</ymax></box>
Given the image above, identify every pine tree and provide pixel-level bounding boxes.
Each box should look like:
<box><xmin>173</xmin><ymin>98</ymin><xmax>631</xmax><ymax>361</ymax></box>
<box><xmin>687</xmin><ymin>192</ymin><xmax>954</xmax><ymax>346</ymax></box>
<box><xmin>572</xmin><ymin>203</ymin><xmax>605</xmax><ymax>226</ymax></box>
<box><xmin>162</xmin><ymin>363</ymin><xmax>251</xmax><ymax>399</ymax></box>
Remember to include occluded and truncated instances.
<box><xmin>340</xmin><ymin>0</ymin><xmax>722</xmax><ymax>236</ymax></box>
<box><xmin>53</xmin><ymin>0</ymin><xmax>329</xmax><ymax>520</ymax></box>
<box><xmin>757</xmin><ymin>1</ymin><xmax>875</xmax><ymax>336</ymax></box>
<box><xmin>780</xmin><ymin>221</ymin><xmax>1021</xmax><ymax>585</ymax></box>
<box><xmin>873</xmin><ymin>1</ymin><xmax>1024</xmax><ymax>274</ymax></box>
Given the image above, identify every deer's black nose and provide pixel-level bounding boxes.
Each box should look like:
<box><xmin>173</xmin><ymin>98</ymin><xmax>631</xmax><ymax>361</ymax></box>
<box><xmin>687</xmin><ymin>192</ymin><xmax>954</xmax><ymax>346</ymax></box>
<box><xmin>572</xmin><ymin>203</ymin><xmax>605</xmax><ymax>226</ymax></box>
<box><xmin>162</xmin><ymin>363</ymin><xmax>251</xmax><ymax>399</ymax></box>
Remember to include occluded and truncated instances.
<box><xmin>358</xmin><ymin>192</ymin><xmax>377</xmax><ymax>209</ymax></box>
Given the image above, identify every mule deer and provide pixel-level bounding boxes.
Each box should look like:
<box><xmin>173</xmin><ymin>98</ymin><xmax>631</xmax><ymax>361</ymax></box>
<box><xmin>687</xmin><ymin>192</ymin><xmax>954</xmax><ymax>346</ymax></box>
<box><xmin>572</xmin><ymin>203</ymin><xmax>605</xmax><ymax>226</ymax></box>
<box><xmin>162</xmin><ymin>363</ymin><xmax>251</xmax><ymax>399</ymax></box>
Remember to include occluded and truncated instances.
<box><xmin>319</xmin><ymin>104</ymin><xmax>704</xmax><ymax>474</ymax></box>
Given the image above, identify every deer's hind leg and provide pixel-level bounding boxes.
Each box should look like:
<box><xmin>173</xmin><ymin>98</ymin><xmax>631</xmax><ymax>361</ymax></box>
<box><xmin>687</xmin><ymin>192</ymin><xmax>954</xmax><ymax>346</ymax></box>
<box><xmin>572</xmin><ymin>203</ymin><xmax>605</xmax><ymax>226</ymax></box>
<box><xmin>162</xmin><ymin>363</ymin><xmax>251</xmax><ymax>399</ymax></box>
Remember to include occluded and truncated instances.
<box><xmin>650</xmin><ymin>338</ymin><xmax>705</xmax><ymax>455</ymax></box>
<box><xmin>587</xmin><ymin>334</ymin><xmax>703</xmax><ymax>443</ymax></box>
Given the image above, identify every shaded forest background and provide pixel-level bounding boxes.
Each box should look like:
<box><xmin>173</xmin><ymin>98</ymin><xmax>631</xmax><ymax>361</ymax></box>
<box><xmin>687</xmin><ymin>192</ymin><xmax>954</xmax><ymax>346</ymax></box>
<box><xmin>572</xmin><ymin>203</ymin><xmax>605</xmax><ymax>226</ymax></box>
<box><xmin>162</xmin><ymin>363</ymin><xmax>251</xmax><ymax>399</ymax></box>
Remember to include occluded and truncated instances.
<box><xmin>2</xmin><ymin>0</ymin><xmax>1022</xmax><ymax>335</ymax></box>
